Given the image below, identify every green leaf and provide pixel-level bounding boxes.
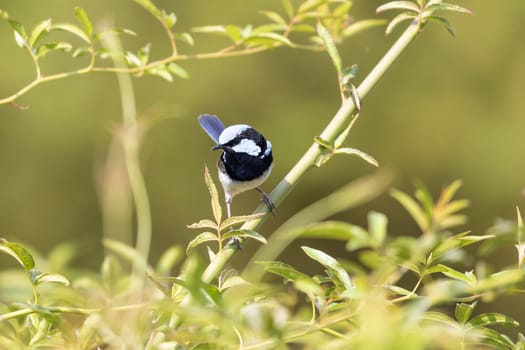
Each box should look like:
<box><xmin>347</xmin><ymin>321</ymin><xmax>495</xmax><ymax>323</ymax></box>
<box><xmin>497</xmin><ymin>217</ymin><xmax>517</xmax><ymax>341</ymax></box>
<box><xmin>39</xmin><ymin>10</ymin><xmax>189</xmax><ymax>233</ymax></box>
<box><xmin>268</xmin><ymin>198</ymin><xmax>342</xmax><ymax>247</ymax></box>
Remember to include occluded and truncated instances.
<box><xmin>74</xmin><ymin>7</ymin><xmax>93</xmax><ymax>37</ymax></box>
<box><xmin>432</xmin><ymin>233</ymin><xmax>494</xmax><ymax>259</ymax></box>
<box><xmin>479</xmin><ymin>328</ymin><xmax>515</xmax><ymax>349</ymax></box>
<box><xmin>192</xmin><ymin>25</ymin><xmax>226</xmax><ymax>34</ymax></box>
<box><xmin>368</xmin><ymin>211</ymin><xmax>387</xmax><ymax>246</ymax></box>
<box><xmin>475</xmin><ymin>269</ymin><xmax>524</xmax><ymax>293</ymax></box>
<box><xmin>302</xmin><ymin>246</ymin><xmax>353</xmax><ymax>291</ymax></box>
<box><xmin>32</xmin><ymin>271</ymin><xmax>70</xmax><ymax>287</ymax></box>
<box><xmin>186</xmin><ymin>232</ymin><xmax>218</xmax><ymax>254</ymax></box>
<box><xmin>162</xmin><ymin>10</ymin><xmax>177</xmax><ymax>28</ymax></box>
<box><xmin>221</xmin><ymin>275</ymin><xmax>250</xmax><ymax>291</ymax></box>
<box><xmin>294</xmin><ymin>277</ymin><xmax>325</xmax><ymax>299</ymax></box>
<box><xmin>225</xmin><ymin>25</ymin><xmax>243</xmax><ymax>42</ymax></box>
<box><xmin>36</xmin><ymin>42</ymin><xmax>73</xmax><ymax>58</ymax></box>
<box><xmin>376</xmin><ymin>1</ymin><xmax>420</xmax><ymax>14</ymax></box>
<box><xmin>137</xmin><ymin>44</ymin><xmax>151</xmax><ymax>65</ymax></box>
<box><xmin>0</xmin><ymin>239</ymin><xmax>35</xmax><ymax>271</ymax></box>
<box><xmin>132</xmin><ymin>0</ymin><xmax>163</xmax><ymax>21</ymax></box>
<box><xmin>155</xmin><ymin>245</ymin><xmax>183</xmax><ymax>275</ymax></box>
<box><xmin>204</xmin><ymin>165</ymin><xmax>222</xmax><ymax>223</ymax></box>
<box><xmin>52</xmin><ymin>23</ymin><xmax>91</xmax><ymax>44</ymax></box>
<box><xmin>167</xmin><ymin>63</ymin><xmax>190</xmax><ymax>80</ymax></box>
<box><xmin>424</xmin><ymin>15</ymin><xmax>456</xmax><ymax>37</ymax></box>
<box><xmin>260</xmin><ymin>11</ymin><xmax>287</xmax><ymax>25</ymax></box>
<box><xmin>455</xmin><ymin>301</ymin><xmax>476</xmax><ymax>324</ymax></box>
<box><xmin>8</xmin><ymin>19</ymin><xmax>27</xmax><ymax>48</ymax></box>
<box><xmin>282</xmin><ymin>0</ymin><xmax>294</xmax><ymax>18</ymax></box>
<box><xmin>222</xmin><ymin>229</ymin><xmax>267</xmax><ymax>244</ymax></box>
<box><xmin>423</xmin><ymin>311</ymin><xmax>459</xmax><ymax>328</ymax></box>
<box><xmin>341</xmin><ymin>64</ymin><xmax>358</xmax><ymax>86</ymax></box>
<box><xmin>298</xmin><ymin>0</ymin><xmax>325</xmax><ymax>14</ymax></box>
<box><xmin>335</xmin><ymin>147</ymin><xmax>379</xmax><ymax>167</ymax></box>
<box><xmin>467</xmin><ymin>313</ymin><xmax>519</xmax><ymax>329</ymax></box>
<box><xmin>390</xmin><ymin>188</ymin><xmax>429</xmax><ymax>232</ymax></box>
<box><xmin>435</xmin><ymin>264</ymin><xmax>476</xmax><ymax>285</ymax></box>
<box><xmin>314</xmin><ymin>136</ymin><xmax>333</xmax><ymax>150</ymax></box>
<box><xmin>385</xmin><ymin>12</ymin><xmax>416</xmax><ymax>35</ymax></box>
<box><xmin>256</xmin><ymin>261</ymin><xmax>311</xmax><ymax>282</ymax></box>
<box><xmin>244</xmin><ymin>32</ymin><xmax>292</xmax><ymax>47</ymax></box>
<box><xmin>291</xmin><ymin>221</ymin><xmax>369</xmax><ymax>242</ymax></box>
<box><xmin>424</xmin><ymin>3</ymin><xmax>472</xmax><ymax>16</ymax></box>
<box><xmin>72</xmin><ymin>46</ymin><xmax>91</xmax><ymax>58</ymax></box>
<box><xmin>103</xmin><ymin>238</ymin><xmax>149</xmax><ymax>271</ymax></box>
<box><xmin>342</xmin><ymin>19</ymin><xmax>387</xmax><ymax>38</ymax></box>
<box><xmin>125</xmin><ymin>51</ymin><xmax>141</xmax><ymax>67</ymax></box>
<box><xmin>187</xmin><ymin>219</ymin><xmax>218</xmax><ymax>230</ymax></box>
<box><xmin>220</xmin><ymin>213</ymin><xmax>265</xmax><ymax>231</ymax></box>
<box><xmin>147</xmin><ymin>65</ymin><xmax>173</xmax><ymax>82</ymax></box>
<box><xmin>317</xmin><ymin>23</ymin><xmax>341</xmax><ymax>74</ymax></box>
<box><xmin>175</xmin><ymin>32</ymin><xmax>194</xmax><ymax>46</ymax></box>
<box><xmin>29</xmin><ymin>19</ymin><xmax>51</xmax><ymax>48</ymax></box>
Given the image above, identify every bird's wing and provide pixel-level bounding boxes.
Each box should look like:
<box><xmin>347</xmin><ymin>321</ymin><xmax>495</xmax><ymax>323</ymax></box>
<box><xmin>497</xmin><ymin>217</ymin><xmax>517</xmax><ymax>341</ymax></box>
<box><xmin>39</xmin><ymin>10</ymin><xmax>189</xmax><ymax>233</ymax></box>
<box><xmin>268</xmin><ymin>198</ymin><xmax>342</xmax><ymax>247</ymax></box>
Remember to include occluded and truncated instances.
<box><xmin>198</xmin><ymin>114</ymin><xmax>225</xmax><ymax>144</ymax></box>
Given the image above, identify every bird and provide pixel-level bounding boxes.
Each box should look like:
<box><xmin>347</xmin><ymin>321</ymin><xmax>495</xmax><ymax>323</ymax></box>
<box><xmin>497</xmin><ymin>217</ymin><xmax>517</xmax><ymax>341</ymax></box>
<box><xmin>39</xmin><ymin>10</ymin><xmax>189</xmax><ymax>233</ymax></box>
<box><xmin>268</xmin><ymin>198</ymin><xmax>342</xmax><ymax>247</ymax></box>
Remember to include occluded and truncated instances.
<box><xmin>198</xmin><ymin>114</ymin><xmax>274</xmax><ymax>218</ymax></box>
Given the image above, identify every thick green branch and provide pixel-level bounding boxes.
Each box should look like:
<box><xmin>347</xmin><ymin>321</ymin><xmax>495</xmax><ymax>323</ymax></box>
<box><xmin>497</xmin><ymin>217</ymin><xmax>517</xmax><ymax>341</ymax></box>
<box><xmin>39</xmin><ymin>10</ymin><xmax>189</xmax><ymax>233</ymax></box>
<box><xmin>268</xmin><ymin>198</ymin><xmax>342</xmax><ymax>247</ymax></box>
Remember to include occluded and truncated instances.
<box><xmin>202</xmin><ymin>20</ymin><xmax>421</xmax><ymax>284</ymax></box>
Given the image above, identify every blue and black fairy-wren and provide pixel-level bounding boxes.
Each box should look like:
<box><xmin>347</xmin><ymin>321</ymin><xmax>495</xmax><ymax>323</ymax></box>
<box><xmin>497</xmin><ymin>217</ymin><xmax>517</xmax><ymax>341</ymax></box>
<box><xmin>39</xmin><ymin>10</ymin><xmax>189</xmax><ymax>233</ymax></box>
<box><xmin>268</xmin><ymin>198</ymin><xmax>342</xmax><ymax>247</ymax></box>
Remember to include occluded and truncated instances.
<box><xmin>198</xmin><ymin>114</ymin><xmax>274</xmax><ymax>218</ymax></box>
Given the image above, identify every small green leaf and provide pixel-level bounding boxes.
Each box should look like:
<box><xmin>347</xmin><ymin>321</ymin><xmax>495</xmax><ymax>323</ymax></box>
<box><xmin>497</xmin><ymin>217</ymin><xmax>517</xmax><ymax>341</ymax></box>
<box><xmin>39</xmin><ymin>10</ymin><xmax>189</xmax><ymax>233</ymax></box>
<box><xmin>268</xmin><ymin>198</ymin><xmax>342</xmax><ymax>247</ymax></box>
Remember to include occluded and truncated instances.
<box><xmin>317</xmin><ymin>23</ymin><xmax>342</xmax><ymax>74</ymax></box>
<box><xmin>335</xmin><ymin>147</ymin><xmax>379</xmax><ymax>167</ymax></box>
<box><xmin>385</xmin><ymin>12</ymin><xmax>417</xmax><ymax>35</ymax></box>
<box><xmin>390</xmin><ymin>188</ymin><xmax>429</xmax><ymax>232</ymax></box>
<box><xmin>424</xmin><ymin>3</ymin><xmax>472</xmax><ymax>16</ymax></box>
<box><xmin>435</xmin><ymin>264</ymin><xmax>476</xmax><ymax>285</ymax></box>
<box><xmin>72</xmin><ymin>46</ymin><xmax>91</xmax><ymax>58</ymax></box>
<box><xmin>29</xmin><ymin>19</ymin><xmax>51</xmax><ymax>48</ymax></box>
<box><xmin>162</xmin><ymin>10</ymin><xmax>177</xmax><ymax>28</ymax></box>
<box><xmin>341</xmin><ymin>64</ymin><xmax>358</xmax><ymax>86</ymax></box>
<box><xmin>192</xmin><ymin>25</ymin><xmax>226</xmax><ymax>34</ymax></box>
<box><xmin>148</xmin><ymin>65</ymin><xmax>173</xmax><ymax>82</ymax></box>
<box><xmin>424</xmin><ymin>15</ymin><xmax>456</xmax><ymax>37</ymax></box>
<box><xmin>32</xmin><ymin>271</ymin><xmax>70</xmax><ymax>287</ymax></box>
<box><xmin>455</xmin><ymin>301</ymin><xmax>477</xmax><ymax>324</ymax></box>
<box><xmin>176</xmin><ymin>32</ymin><xmax>194</xmax><ymax>46</ymax></box>
<box><xmin>298</xmin><ymin>0</ymin><xmax>325</xmax><ymax>14</ymax></box>
<box><xmin>167</xmin><ymin>62</ymin><xmax>190</xmax><ymax>79</ymax></box>
<box><xmin>52</xmin><ymin>23</ymin><xmax>91</xmax><ymax>43</ymax></box>
<box><xmin>368</xmin><ymin>211</ymin><xmax>387</xmax><ymax>246</ymax></box>
<box><xmin>125</xmin><ymin>51</ymin><xmax>141</xmax><ymax>67</ymax></box>
<box><xmin>475</xmin><ymin>269</ymin><xmax>524</xmax><ymax>293</ymax></box>
<box><xmin>467</xmin><ymin>313</ymin><xmax>519</xmax><ymax>329</ymax></box>
<box><xmin>294</xmin><ymin>277</ymin><xmax>325</xmax><ymax>299</ymax></box>
<box><xmin>376</xmin><ymin>1</ymin><xmax>420</xmax><ymax>14</ymax></box>
<box><xmin>74</xmin><ymin>7</ymin><xmax>93</xmax><ymax>37</ymax></box>
<box><xmin>292</xmin><ymin>221</ymin><xmax>369</xmax><ymax>242</ymax></box>
<box><xmin>8</xmin><ymin>19</ymin><xmax>27</xmax><ymax>48</ymax></box>
<box><xmin>220</xmin><ymin>213</ymin><xmax>265</xmax><ymax>231</ymax></box>
<box><xmin>432</xmin><ymin>233</ymin><xmax>494</xmax><ymax>259</ymax></box>
<box><xmin>155</xmin><ymin>245</ymin><xmax>183</xmax><ymax>275</ymax></box>
<box><xmin>221</xmin><ymin>275</ymin><xmax>250</xmax><ymax>291</ymax></box>
<box><xmin>260</xmin><ymin>11</ymin><xmax>287</xmax><ymax>25</ymax></box>
<box><xmin>132</xmin><ymin>0</ymin><xmax>163</xmax><ymax>21</ymax></box>
<box><xmin>281</xmin><ymin>0</ymin><xmax>294</xmax><ymax>18</ymax></box>
<box><xmin>103</xmin><ymin>238</ymin><xmax>149</xmax><ymax>271</ymax></box>
<box><xmin>204</xmin><ymin>165</ymin><xmax>222</xmax><ymax>224</ymax></box>
<box><xmin>342</xmin><ymin>19</ymin><xmax>387</xmax><ymax>38</ymax></box>
<box><xmin>423</xmin><ymin>311</ymin><xmax>459</xmax><ymax>328</ymax></box>
<box><xmin>256</xmin><ymin>261</ymin><xmax>311</xmax><ymax>282</ymax></box>
<box><xmin>244</xmin><ymin>32</ymin><xmax>292</xmax><ymax>47</ymax></box>
<box><xmin>137</xmin><ymin>44</ymin><xmax>151</xmax><ymax>65</ymax></box>
<box><xmin>302</xmin><ymin>246</ymin><xmax>353</xmax><ymax>291</ymax></box>
<box><xmin>36</xmin><ymin>42</ymin><xmax>73</xmax><ymax>58</ymax></box>
<box><xmin>187</xmin><ymin>219</ymin><xmax>218</xmax><ymax>230</ymax></box>
<box><xmin>222</xmin><ymin>229</ymin><xmax>267</xmax><ymax>244</ymax></box>
<box><xmin>186</xmin><ymin>232</ymin><xmax>218</xmax><ymax>254</ymax></box>
<box><xmin>0</xmin><ymin>239</ymin><xmax>35</xmax><ymax>271</ymax></box>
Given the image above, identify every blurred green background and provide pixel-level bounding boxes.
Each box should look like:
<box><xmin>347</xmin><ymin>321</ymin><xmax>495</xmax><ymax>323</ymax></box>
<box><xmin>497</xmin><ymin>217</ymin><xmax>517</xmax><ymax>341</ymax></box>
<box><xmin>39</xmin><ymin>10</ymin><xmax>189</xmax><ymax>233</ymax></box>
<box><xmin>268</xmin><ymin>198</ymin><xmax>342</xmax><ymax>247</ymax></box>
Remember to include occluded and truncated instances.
<box><xmin>0</xmin><ymin>0</ymin><xmax>524</xmax><ymax>315</ymax></box>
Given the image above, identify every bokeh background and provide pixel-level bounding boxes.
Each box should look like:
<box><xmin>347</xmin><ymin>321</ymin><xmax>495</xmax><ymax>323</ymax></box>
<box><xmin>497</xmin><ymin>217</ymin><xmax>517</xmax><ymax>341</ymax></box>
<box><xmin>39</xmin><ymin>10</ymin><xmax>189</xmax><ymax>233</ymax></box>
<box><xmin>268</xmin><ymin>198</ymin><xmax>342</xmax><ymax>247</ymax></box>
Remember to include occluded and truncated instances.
<box><xmin>0</xmin><ymin>0</ymin><xmax>524</xmax><ymax>322</ymax></box>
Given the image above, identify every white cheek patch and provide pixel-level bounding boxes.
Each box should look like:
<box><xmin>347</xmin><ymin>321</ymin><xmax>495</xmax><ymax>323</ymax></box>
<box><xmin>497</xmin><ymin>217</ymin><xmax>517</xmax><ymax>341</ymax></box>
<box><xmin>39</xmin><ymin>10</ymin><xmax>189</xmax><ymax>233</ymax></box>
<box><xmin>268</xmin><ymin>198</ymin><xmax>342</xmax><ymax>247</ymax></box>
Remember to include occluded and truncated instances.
<box><xmin>219</xmin><ymin>124</ymin><xmax>251</xmax><ymax>144</ymax></box>
<box><xmin>232</xmin><ymin>138</ymin><xmax>261</xmax><ymax>156</ymax></box>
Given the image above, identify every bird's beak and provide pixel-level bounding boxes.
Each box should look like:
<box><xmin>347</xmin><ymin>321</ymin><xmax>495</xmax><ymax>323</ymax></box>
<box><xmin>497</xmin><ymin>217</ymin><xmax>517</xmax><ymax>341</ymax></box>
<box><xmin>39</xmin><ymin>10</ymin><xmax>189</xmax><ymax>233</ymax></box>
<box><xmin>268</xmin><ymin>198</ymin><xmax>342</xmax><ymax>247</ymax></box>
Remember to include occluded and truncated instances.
<box><xmin>211</xmin><ymin>144</ymin><xmax>234</xmax><ymax>153</ymax></box>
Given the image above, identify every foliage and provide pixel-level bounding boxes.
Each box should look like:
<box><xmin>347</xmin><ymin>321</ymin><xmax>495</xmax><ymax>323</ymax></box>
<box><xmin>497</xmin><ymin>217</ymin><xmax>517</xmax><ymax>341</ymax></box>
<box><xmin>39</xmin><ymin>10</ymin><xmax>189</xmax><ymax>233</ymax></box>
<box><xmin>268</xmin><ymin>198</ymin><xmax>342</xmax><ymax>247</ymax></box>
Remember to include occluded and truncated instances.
<box><xmin>3</xmin><ymin>1</ymin><xmax>520</xmax><ymax>350</ymax></box>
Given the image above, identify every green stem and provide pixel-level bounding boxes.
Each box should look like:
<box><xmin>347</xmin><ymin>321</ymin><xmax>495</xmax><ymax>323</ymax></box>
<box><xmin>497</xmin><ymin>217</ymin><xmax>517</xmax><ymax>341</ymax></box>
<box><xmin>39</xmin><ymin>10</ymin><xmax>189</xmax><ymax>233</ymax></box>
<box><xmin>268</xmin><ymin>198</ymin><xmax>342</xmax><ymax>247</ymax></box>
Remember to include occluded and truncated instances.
<box><xmin>202</xmin><ymin>21</ymin><xmax>421</xmax><ymax>284</ymax></box>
